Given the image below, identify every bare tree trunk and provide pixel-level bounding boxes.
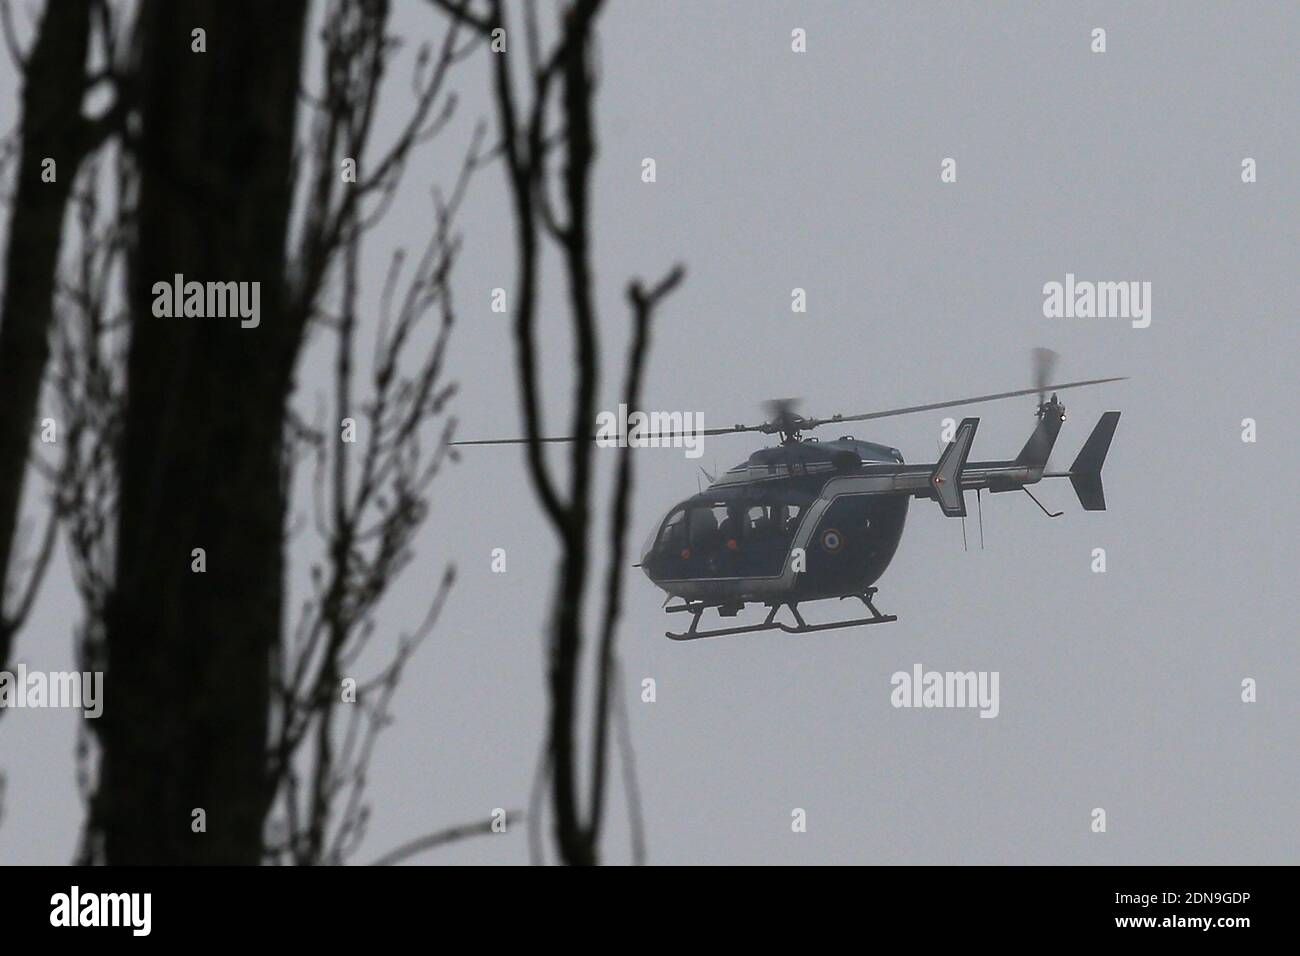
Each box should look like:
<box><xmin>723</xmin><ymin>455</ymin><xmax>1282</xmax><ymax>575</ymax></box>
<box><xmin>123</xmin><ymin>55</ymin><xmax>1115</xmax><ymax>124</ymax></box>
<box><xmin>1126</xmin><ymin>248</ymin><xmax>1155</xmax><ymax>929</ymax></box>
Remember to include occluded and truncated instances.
<box><xmin>88</xmin><ymin>0</ymin><xmax>307</xmax><ymax>865</ymax></box>
<box><xmin>0</xmin><ymin>0</ymin><xmax>96</xmax><ymax>673</ymax></box>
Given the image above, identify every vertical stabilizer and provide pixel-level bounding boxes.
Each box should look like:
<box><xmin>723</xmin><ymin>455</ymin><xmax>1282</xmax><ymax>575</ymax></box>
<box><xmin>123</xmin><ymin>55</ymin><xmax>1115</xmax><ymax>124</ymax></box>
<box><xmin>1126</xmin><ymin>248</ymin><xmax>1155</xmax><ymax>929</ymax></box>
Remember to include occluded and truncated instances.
<box><xmin>1069</xmin><ymin>412</ymin><xmax>1120</xmax><ymax>511</ymax></box>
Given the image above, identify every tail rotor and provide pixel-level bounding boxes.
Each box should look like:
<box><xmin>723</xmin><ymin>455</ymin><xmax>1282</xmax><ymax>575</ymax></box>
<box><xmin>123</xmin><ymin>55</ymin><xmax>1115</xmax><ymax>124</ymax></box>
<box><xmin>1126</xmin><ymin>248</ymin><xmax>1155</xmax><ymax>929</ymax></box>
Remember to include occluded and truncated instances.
<box><xmin>1032</xmin><ymin>347</ymin><xmax>1059</xmax><ymax>409</ymax></box>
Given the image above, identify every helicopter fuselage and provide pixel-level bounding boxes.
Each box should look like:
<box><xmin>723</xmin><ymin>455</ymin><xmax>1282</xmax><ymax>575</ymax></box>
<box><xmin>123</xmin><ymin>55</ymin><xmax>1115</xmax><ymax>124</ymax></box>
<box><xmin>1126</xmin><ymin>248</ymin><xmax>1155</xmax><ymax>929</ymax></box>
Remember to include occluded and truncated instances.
<box><xmin>639</xmin><ymin>413</ymin><xmax>1072</xmax><ymax>608</ymax></box>
<box><xmin>450</xmin><ymin>364</ymin><xmax>1121</xmax><ymax>639</ymax></box>
<box><xmin>640</xmin><ymin>438</ymin><xmax>917</xmax><ymax>605</ymax></box>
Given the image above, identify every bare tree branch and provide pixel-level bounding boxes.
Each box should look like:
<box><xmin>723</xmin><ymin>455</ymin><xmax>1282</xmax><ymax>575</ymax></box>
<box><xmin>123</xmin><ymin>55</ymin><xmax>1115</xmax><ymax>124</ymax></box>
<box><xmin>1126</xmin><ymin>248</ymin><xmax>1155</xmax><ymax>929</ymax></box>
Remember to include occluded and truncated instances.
<box><xmin>264</xmin><ymin>0</ymin><xmax>486</xmax><ymax>866</ymax></box>
<box><xmin>370</xmin><ymin>811</ymin><xmax>522</xmax><ymax>866</ymax></box>
<box><xmin>452</xmin><ymin>0</ymin><xmax>682</xmax><ymax>864</ymax></box>
<box><xmin>588</xmin><ymin>266</ymin><xmax>683</xmax><ymax>841</ymax></box>
<box><xmin>0</xmin><ymin>0</ymin><xmax>29</xmax><ymax>73</ymax></box>
<box><xmin>0</xmin><ymin>0</ymin><xmax>113</xmax><ymax>705</ymax></box>
<box><xmin>613</xmin><ymin>665</ymin><xmax>645</xmax><ymax>865</ymax></box>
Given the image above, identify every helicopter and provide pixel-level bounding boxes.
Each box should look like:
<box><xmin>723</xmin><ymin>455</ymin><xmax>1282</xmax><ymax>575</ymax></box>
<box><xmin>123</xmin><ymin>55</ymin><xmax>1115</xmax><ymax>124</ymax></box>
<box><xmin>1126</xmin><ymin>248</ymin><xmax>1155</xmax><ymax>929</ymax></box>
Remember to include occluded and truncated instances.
<box><xmin>454</xmin><ymin>350</ymin><xmax>1123</xmax><ymax>641</ymax></box>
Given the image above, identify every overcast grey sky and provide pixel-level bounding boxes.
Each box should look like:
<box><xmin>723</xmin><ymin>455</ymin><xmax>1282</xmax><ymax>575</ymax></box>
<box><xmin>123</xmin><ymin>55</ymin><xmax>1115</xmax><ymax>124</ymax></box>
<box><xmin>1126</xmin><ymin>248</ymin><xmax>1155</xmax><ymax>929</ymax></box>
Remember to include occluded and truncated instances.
<box><xmin>2</xmin><ymin>1</ymin><xmax>1297</xmax><ymax>864</ymax></box>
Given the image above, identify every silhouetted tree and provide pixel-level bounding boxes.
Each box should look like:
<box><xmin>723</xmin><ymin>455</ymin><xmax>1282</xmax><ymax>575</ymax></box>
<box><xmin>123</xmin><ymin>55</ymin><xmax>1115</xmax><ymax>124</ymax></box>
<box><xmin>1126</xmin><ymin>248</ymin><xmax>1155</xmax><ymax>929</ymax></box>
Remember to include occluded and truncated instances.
<box><xmin>0</xmin><ymin>0</ymin><xmax>119</xmax><ymax>693</ymax></box>
<box><xmin>77</xmin><ymin>0</ymin><xmax>311</xmax><ymax>865</ymax></box>
<box><xmin>263</xmin><ymin>0</ymin><xmax>489</xmax><ymax>864</ymax></box>
<box><xmin>54</xmin><ymin>0</ymin><xmax>491</xmax><ymax>865</ymax></box>
<box><xmin>435</xmin><ymin>0</ymin><xmax>682</xmax><ymax>865</ymax></box>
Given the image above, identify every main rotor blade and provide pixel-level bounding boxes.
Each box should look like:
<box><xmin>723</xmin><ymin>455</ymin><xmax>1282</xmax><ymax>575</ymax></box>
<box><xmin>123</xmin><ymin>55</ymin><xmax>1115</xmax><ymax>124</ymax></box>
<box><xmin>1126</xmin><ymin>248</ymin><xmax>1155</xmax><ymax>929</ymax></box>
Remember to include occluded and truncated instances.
<box><xmin>803</xmin><ymin>376</ymin><xmax>1127</xmax><ymax>428</ymax></box>
<box><xmin>451</xmin><ymin>436</ymin><xmax>587</xmax><ymax>446</ymax></box>
<box><xmin>450</xmin><ymin>422</ymin><xmax>765</xmax><ymax>446</ymax></box>
<box><xmin>451</xmin><ymin>375</ymin><xmax>1127</xmax><ymax>446</ymax></box>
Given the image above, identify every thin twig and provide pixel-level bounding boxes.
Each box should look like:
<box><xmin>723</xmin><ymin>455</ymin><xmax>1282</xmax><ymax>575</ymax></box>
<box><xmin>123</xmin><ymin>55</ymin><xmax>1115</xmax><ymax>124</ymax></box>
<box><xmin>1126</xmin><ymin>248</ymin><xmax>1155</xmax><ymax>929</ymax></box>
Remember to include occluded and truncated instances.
<box><xmin>370</xmin><ymin>812</ymin><xmax>522</xmax><ymax>866</ymax></box>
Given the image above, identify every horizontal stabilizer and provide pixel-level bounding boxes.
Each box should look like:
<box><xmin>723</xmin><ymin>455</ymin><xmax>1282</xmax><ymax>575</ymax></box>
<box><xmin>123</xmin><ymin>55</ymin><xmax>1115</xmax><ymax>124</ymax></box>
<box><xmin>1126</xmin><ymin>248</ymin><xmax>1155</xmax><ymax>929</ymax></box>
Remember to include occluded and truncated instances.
<box><xmin>1069</xmin><ymin>412</ymin><xmax>1120</xmax><ymax>511</ymax></box>
<box><xmin>931</xmin><ymin>418</ymin><xmax>978</xmax><ymax>517</ymax></box>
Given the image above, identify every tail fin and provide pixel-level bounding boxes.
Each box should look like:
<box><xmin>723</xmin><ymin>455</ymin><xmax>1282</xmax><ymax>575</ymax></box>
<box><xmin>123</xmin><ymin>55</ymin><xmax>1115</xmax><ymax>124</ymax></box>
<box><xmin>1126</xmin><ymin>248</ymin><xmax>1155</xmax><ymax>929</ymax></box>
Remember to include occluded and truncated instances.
<box><xmin>1069</xmin><ymin>412</ymin><xmax>1120</xmax><ymax>511</ymax></box>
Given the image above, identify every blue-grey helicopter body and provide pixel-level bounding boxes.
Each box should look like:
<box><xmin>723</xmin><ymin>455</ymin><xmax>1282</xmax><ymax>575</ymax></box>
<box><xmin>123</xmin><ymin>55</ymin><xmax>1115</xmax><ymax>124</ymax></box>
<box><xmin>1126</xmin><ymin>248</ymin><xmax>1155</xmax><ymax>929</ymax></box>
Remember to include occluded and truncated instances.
<box><xmin>457</xmin><ymin>351</ymin><xmax>1123</xmax><ymax>640</ymax></box>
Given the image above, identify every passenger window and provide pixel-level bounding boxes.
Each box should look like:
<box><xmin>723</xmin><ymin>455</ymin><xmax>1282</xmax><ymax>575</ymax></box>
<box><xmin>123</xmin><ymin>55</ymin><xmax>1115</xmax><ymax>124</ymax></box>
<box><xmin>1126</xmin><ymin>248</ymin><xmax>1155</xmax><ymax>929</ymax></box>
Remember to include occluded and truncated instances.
<box><xmin>784</xmin><ymin>505</ymin><xmax>804</xmax><ymax>534</ymax></box>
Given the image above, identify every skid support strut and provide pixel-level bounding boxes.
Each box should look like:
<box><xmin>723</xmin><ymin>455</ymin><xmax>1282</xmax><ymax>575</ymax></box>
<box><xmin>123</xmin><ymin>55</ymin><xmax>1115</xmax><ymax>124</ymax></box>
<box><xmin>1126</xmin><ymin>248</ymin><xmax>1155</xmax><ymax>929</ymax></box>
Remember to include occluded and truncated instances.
<box><xmin>665</xmin><ymin>589</ymin><xmax>897</xmax><ymax>641</ymax></box>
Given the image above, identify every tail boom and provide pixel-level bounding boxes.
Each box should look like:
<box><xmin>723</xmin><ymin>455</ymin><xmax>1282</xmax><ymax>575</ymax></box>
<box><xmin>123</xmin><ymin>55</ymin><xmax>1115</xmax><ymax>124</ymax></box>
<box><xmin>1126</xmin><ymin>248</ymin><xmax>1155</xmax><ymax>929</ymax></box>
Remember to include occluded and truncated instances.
<box><xmin>856</xmin><ymin>410</ymin><xmax>1120</xmax><ymax>515</ymax></box>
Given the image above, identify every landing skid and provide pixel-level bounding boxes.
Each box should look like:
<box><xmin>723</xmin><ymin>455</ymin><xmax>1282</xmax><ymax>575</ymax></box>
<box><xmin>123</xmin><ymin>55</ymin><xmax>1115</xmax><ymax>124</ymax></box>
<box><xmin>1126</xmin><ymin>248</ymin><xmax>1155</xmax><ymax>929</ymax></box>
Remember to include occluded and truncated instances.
<box><xmin>665</xmin><ymin>590</ymin><xmax>897</xmax><ymax>641</ymax></box>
